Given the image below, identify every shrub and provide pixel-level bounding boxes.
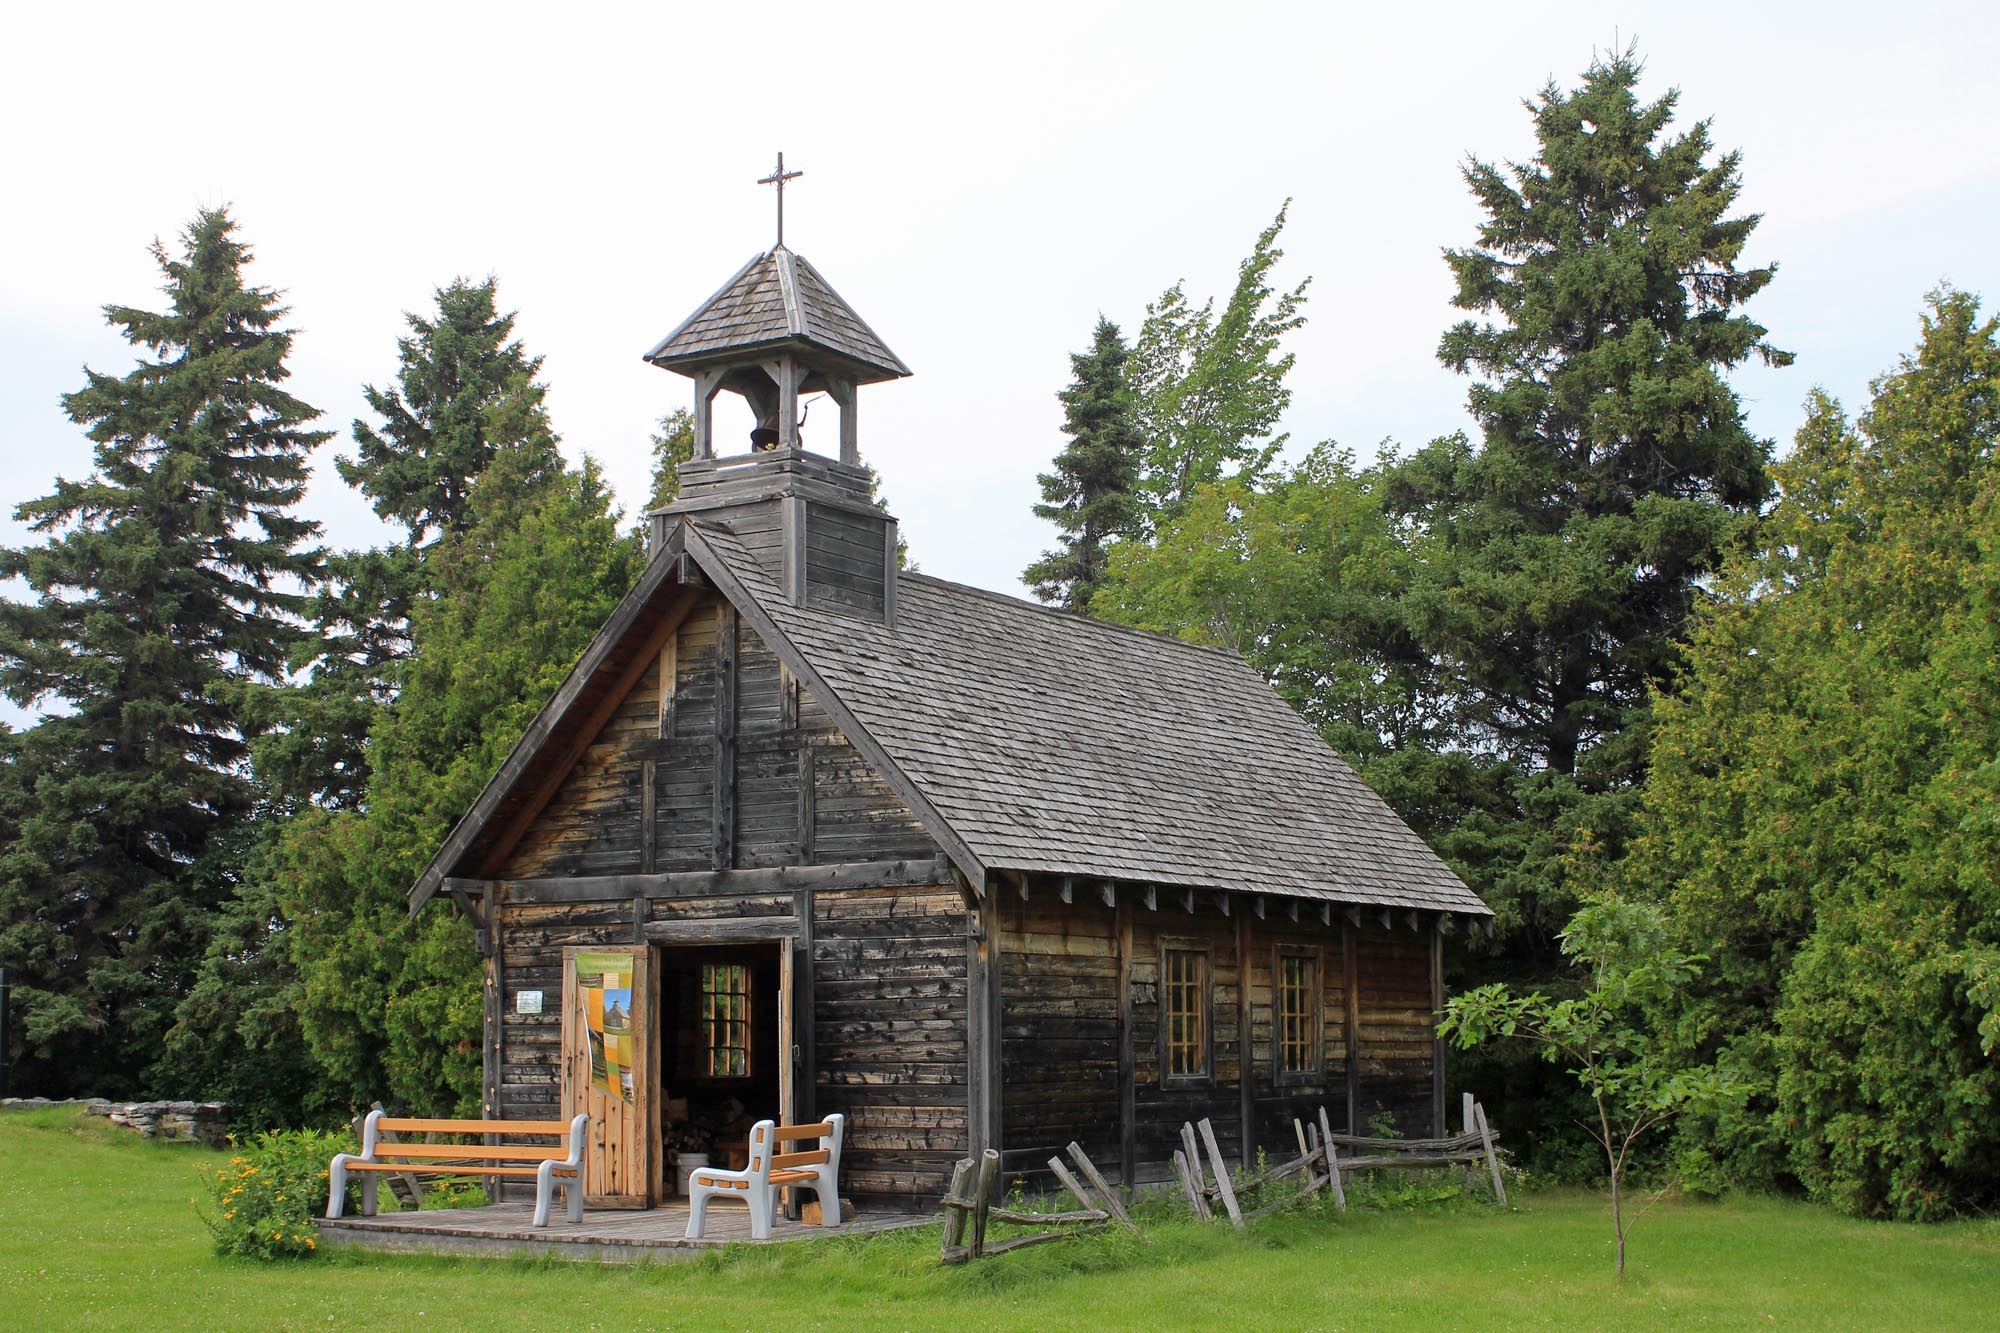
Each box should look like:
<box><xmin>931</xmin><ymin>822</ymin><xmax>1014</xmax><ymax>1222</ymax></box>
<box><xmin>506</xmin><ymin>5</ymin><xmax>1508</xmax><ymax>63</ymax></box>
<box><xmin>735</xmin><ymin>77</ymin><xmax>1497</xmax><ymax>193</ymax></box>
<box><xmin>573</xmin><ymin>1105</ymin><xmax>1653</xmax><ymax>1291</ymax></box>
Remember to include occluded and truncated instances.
<box><xmin>201</xmin><ymin>1127</ymin><xmax>354</xmax><ymax>1259</ymax></box>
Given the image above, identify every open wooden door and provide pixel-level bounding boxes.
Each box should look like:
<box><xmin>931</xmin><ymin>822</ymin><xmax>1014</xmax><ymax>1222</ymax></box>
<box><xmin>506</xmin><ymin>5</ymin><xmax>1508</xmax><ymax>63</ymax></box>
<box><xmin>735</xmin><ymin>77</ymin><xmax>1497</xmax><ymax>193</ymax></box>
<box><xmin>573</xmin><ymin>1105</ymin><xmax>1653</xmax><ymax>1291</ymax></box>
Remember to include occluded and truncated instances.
<box><xmin>561</xmin><ymin>946</ymin><xmax>658</xmax><ymax>1208</ymax></box>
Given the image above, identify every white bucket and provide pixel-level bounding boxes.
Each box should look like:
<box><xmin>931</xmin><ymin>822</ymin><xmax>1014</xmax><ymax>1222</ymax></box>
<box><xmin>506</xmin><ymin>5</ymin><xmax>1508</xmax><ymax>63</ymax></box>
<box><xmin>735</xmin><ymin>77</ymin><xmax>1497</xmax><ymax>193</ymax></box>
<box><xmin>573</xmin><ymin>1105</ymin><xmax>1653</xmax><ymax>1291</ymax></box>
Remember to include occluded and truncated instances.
<box><xmin>674</xmin><ymin>1152</ymin><xmax>710</xmax><ymax>1197</ymax></box>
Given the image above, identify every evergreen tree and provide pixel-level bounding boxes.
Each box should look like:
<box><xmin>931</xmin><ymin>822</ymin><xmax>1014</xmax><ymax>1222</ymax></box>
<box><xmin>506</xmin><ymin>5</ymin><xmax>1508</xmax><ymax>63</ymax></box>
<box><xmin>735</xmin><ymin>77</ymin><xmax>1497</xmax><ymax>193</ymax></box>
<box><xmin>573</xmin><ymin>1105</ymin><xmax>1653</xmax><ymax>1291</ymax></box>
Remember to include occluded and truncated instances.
<box><xmin>1635</xmin><ymin>290</ymin><xmax>2000</xmax><ymax>1219</ymax></box>
<box><xmin>0</xmin><ymin>209</ymin><xmax>326</xmax><ymax>1095</ymax></box>
<box><xmin>645</xmin><ymin>408</ymin><xmax>696</xmax><ymax>513</ymax></box>
<box><xmin>1382</xmin><ymin>49</ymin><xmax>1788</xmax><ymax>960</ymax></box>
<box><xmin>285</xmin><ymin>377</ymin><xmax>641</xmax><ymax>1113</ymax></box>
<box><xmin>289</xmin><ymin>278</ymin><xmax>547</xmax><ymax>806</ymax></box>
<box><xmin>1407</xmin><ymin>47</ymin><xmax>1789</xmax><ymax>782</ymax></box>
<box><xmin>1024</xmin><ymin>317</ymin><xmax>1144</xmax><ymax>610</ymax></box>
<box><xmin>340</xmin><ymin>277</ymin><xmax>543</xmax><ymax>544</ymax></box>
<box><xmin>1129</xmin><ymin>204</ymin><xmax>1309</xmax><ymax>528</ymax></box>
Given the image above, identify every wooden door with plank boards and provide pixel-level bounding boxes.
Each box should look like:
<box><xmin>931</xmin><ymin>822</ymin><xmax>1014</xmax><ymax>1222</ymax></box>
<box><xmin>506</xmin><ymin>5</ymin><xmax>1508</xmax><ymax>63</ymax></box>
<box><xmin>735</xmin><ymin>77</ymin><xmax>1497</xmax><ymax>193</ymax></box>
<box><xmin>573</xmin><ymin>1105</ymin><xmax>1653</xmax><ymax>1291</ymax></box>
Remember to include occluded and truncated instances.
<box><xmin>561</xmin><ymin>945</ymin><xmax>660</xmax><ymax>1207</ymax></box>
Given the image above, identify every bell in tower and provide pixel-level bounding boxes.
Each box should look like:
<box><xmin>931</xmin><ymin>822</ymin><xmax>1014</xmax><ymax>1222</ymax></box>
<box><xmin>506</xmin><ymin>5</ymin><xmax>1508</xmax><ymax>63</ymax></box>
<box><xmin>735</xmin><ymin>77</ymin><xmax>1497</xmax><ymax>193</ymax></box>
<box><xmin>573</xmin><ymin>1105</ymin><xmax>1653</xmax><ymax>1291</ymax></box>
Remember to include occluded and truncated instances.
<box><xmin>642</xmin><ymin>155</ymin><xmax>911</xmax><ymax>622</ymax></box>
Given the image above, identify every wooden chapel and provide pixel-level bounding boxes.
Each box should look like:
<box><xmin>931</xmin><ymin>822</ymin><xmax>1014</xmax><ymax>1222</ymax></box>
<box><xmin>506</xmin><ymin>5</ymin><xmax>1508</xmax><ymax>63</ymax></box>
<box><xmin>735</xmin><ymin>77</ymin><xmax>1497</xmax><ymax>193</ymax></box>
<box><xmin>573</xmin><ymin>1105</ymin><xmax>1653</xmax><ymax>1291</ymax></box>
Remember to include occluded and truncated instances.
<box><xmin>406</xmin><ymin>223</ymin><xmax>1493</xmax><ymax>1210</ymax></box>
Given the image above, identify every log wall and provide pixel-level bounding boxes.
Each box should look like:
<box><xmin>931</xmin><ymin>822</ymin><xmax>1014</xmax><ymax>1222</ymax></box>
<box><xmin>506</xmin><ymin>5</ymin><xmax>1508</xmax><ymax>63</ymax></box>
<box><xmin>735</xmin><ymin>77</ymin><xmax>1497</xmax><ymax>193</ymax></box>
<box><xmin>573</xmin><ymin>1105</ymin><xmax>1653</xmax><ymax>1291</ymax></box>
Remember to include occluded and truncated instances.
<box><xmin>811</xmin><ymin>886</ymin><xmax>968</xmax><ymax>1201</ymax></box>
<box><xmin>996</xmin><ymin>891</ymin><xmax>1440</xmax><ymax>1189</ymax></box>
<box><xmin>489</xmin><ymin>586</ymin><xmax>963</xmax><ymax>1206</ymax></box>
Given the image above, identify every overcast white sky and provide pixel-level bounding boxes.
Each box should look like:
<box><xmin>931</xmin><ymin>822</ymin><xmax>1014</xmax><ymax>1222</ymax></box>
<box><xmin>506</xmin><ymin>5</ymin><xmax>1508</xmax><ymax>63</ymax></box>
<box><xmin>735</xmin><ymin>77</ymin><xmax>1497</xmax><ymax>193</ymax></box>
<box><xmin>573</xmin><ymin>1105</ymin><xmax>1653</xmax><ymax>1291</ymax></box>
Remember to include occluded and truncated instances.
<box><xmin>4</xmin><ymin>1</ymin><xmax>1997</xmax><ymax>728</ymax></box>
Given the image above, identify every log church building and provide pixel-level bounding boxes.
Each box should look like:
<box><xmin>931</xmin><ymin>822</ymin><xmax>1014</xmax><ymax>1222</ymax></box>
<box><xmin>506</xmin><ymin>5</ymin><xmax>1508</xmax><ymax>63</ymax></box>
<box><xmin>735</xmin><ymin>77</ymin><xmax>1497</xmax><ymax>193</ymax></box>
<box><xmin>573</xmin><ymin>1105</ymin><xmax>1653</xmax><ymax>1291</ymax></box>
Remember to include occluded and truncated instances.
<box><xmin>407</xmin><ymin>209</ymin><xmax>1492</xmax><ymax>1210</ymax></box>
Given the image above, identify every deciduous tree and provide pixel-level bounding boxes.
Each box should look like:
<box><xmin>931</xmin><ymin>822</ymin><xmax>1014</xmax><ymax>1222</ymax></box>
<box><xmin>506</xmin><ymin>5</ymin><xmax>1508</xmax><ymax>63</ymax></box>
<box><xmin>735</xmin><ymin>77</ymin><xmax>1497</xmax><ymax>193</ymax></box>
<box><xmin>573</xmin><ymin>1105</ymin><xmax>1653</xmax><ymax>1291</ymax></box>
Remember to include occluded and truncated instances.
<box><xmin>1129</xmin><ymin>205</ymin><xmax>1308</xmax><ymax>528</ymax></box>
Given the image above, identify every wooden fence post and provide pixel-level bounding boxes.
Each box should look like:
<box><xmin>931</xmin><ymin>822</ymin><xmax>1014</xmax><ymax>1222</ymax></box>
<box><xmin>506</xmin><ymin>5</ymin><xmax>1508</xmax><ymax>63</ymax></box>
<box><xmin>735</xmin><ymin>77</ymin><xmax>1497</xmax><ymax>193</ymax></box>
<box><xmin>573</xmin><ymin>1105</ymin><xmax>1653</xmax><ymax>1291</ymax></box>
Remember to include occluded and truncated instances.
<box><xmin>1172</xmin><ymin>1148</ymin><xmax>1211</xmax><ymax>1221</ymax></box>
<box><xmin>1198</xmin><ymin>1118</ymin><xmax>1243</xmax><ymax>1228</ymax></box>
<box><xmin>1065</xmin><ymin>1143</ymin><xmax>1136</xmax><ymax>1231</ymax></box>
<box><xmin>970</xmin><ymin>1148</ymin><xmax>1001</xmax><ymax>1258</ymax></box>
<box><xmin>940</xmin><ymin>1156</ymin><xmax>976</xmax><ymax>1263</ymax></box>
<box><xmin>1318</xmin><ymin>1106</ymin><xmax>1347</xmax><ymax>1211</ymax></box>
<box><xmin>1474</xmin><ymin>1102</ymin><xmax>1506</xmax><ymax>1205</ymax></box>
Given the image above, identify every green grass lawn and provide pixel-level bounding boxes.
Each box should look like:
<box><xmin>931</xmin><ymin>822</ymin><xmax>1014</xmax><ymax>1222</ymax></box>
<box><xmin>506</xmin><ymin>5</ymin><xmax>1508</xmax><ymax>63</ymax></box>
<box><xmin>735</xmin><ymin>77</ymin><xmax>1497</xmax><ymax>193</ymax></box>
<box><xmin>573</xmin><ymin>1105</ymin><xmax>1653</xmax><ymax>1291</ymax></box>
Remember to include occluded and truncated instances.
<box><xmin>2</xmin><ymin>1107</ymin><xmax>1995</xmax><ymax>1331</ymax></box>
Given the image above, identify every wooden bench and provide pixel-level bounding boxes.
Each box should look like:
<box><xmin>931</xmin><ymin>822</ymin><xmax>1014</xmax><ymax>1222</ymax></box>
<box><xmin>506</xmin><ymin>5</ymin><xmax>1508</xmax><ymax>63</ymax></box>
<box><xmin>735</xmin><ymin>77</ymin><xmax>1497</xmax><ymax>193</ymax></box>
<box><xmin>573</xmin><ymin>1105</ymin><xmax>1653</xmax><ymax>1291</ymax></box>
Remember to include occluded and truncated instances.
<box><xmin>326</xmin><ymin>1111</ymin><xmax>590</xmax><ymax>1227</ymax></box>
<box><xmin>685</xmin><ymin>1115</ymin><xmax>845</xmax><ymax>1240</ymax></box>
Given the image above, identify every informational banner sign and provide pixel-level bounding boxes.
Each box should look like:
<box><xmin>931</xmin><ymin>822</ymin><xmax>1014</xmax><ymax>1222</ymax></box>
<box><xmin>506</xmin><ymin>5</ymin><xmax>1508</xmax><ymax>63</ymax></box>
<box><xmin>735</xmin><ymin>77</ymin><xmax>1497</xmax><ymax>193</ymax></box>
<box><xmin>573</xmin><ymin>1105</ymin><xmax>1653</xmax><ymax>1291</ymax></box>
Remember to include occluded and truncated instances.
<box><xmin>575</xmin><ymin>952</ymin><xmax>635</xmax><ymax>1102</ymax></box>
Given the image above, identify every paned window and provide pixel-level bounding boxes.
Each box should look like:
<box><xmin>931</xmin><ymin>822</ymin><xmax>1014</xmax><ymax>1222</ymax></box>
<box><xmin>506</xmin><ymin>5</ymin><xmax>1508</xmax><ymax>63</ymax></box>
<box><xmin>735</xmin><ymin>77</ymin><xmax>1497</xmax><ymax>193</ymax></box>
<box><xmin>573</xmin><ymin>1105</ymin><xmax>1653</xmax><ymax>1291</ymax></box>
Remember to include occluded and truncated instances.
<box><xmin>1277</xmin><ymin>951</ymin><xmax>1319</xmax><ymax>1077</ymax></box>
<box><xmin>701</xmin><ymin>962</ymin><xmax>751</xmax><ymax>1078</ymax></box>
<box><xmin>1163</xmin><ymin>948</ymin><xmax>1209</xmax><ymax>1080</ymax></box>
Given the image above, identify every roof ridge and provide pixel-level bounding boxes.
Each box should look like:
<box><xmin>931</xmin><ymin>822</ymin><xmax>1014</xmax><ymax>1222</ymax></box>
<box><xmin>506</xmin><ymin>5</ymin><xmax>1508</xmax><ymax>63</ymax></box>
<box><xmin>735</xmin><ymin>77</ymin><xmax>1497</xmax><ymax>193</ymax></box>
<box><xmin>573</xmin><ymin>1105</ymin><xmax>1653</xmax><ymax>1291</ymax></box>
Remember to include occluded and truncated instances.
<box><xmin>897</xmin><ymin>569</ymin><xmax>1243</xmax><ymax>660</ymax></box>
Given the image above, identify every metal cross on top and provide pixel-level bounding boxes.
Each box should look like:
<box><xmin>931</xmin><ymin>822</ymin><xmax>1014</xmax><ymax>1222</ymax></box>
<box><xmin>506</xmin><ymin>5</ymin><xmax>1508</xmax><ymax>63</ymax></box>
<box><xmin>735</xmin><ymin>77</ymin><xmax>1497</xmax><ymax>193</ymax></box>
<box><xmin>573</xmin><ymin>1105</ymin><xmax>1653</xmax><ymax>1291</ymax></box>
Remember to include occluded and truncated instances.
<box><xmin>757</xmin><ymin>151</ymin><xmax>803</xmax><ymax>248</ymax></box>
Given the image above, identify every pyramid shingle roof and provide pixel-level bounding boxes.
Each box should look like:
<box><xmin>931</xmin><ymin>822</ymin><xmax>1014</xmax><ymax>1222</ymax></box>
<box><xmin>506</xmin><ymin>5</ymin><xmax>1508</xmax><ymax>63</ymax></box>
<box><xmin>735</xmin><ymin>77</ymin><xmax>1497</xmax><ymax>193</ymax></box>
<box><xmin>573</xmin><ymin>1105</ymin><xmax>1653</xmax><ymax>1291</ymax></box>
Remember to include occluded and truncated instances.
<box><xmin>643</xmin><ymin>247</ymin><xmax>910</xmax><ymax>383</ymax></box>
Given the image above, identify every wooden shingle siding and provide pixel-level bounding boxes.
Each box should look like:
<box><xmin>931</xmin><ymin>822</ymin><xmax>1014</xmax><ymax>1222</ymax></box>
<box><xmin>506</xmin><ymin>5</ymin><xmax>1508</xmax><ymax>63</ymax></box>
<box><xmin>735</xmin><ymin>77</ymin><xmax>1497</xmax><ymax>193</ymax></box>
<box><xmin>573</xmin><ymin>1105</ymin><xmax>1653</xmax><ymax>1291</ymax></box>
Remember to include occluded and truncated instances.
<box><xmin>644</xmin><ymin>249</ymin><xmax>910</xmax><ymax>383</ymax></box>
<box><xmin>691</xmin><ymin>522</ymin><xmax>1490</xmax><ymax>917</ymax></box>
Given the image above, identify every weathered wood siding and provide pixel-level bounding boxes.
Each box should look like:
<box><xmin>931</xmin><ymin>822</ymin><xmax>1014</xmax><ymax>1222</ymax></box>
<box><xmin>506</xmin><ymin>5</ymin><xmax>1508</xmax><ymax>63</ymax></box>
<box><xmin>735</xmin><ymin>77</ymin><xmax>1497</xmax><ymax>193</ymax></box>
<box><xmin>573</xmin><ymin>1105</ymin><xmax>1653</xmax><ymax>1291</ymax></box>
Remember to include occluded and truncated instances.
<box><xmin>1350</xmin><ymin>923</ymin><xmax>1438</xmax><ymax>1134</ymax></box>
<box><xmin>997</xmin><ymin>895</ymin><xmax>1121</xmax><ymax>1178</ymax></box>
<box><xmin>812</xmin><ymin>886</ymin><xmax>968</xmax><ymax>1202</ymax></box>
<box><xmin>998</xmin><ymin>894</ymin><xmax>1441</xmax><ymax>1187</ymax></box>
<box><xmin>802</xmin><ymin>502</ymin><xmax>889</xmax><ymax>620</ymax></box>
<box><xmin>496</xmin><ymin>892</ymin><xmax>799</xmax><ymax>1125</ymax></box>
<box><xmin>1126</xmin><ymin>905</ymin><xmax>1247</xmax><ymax>1178</ymax></box>
<box><xmin>489</xmin><ymin>586</ymin><xmax>962</xmax><ymax>1206</ymax></box>
<box><xmin>1243</xmin><ymin>913</ymin><xmax>1351</xmax><ymax>1156</ymax></box>
<box><xmin>499</xmin><ymin>591</ymin><xmax>933</xmax><ymax>880</ymax></box>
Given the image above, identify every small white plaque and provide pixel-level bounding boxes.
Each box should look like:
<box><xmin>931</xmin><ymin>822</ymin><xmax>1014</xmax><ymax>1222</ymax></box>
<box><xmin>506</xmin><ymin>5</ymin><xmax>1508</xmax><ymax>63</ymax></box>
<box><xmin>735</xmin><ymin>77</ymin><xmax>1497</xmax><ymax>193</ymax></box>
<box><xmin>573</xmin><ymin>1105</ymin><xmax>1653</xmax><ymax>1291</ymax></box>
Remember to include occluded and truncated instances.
<box><xmin>515</xmin><ymin>989</ymin><xmax>544</xmax><ymax>1015</ymax></box>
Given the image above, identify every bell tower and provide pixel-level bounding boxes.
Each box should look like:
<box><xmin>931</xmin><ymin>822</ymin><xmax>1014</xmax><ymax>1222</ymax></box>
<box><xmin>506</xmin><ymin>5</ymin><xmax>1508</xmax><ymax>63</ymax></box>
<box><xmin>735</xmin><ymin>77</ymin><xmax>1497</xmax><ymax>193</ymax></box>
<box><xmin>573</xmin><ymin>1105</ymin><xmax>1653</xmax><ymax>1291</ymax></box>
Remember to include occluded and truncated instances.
<box><xmin>643</xmin><ymin>156</ymin><xmax>911</xmax><ymax>622</ymax></box>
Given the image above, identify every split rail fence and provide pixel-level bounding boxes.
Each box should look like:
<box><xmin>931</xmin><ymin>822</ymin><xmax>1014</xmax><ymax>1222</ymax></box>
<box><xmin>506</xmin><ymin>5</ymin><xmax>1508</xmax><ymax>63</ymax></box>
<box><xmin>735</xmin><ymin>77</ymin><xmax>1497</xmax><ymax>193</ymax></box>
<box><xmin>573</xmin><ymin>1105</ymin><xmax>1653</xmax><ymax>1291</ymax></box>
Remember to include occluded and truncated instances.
<box><xmin>1174</xmin><ymin>1094</ymin><xmax>1507</xmax><ymax>1227</ymax></box>
<box><xmin>940</xmin><ymin>1141</ymin><xmax>1138</xmax><ymax>1264</ymax></box>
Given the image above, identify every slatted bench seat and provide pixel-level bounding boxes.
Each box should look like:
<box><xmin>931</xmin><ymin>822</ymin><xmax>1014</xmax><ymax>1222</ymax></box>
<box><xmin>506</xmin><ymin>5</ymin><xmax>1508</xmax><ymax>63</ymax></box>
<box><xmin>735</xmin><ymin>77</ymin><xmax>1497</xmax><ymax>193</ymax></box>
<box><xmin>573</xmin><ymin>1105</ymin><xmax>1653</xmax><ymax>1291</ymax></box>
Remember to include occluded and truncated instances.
<box><xmin>327</xmin><ymin>1110</ymin><xmax>590</xmax><ymax>1227</ymax></box>
<box><xmin>685</xmin><ymin>1115</ymin><xmax>845</xmax><ymax>1240</ymax></box>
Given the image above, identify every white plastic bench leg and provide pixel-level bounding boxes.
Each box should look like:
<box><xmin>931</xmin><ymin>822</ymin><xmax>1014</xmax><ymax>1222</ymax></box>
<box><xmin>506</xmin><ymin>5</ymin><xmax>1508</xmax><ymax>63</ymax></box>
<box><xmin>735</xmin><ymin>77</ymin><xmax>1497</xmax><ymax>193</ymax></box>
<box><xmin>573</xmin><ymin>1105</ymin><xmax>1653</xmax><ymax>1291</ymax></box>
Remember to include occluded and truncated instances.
<box><xmin>361</xmin><ymin>1170</ymin><xmax>379</xmax><ymax>1216</ymax></box>
<box><xmin>533</xmin><ymin>1162</ymin><xmax>554</xmax><ymax>1227</ymax></box>
<box><xmin>749</xmin><ymin>1187</ymin><xmax>775</xmax><ymax>1240</ymax></box>
<box><xmin>684</xmin><ymin>1186</ymin><xmax>711</xmax><ymax>1239</ymax></box>
<box><xmin>813</xmin><ymin>1167</ymin><xmax>842</xmax><ymax>1227</ymax></box>
<box><xmin>568</xmin><ymin>1175</ymin><xmax>584</xmax><ymax>1223</ymax></box>
<box><xmin>326</xmin><ymin>1155</ymin><xmax>350</xmax><ymax>1219</ymax></box>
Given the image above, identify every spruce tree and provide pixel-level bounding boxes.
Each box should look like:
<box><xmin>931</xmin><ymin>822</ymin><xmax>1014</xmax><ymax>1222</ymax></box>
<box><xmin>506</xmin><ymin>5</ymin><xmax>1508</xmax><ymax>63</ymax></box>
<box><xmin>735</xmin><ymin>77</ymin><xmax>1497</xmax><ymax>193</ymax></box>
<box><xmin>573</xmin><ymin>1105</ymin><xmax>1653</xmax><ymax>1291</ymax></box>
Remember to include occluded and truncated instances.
<box><xmin>1024</xmin><ymin>317</ymin><xmax>1144</xmax><ymax>610</ymax></box>
<box><xmin>289</xmin><ymin>278</ymin><xmax>547</xmax><ymax>806</ymax></box>
<box><xmin>340</xmin><ymin>277</ymin><xmax>544</xmax><ymax>543</ymax></box>
<box><xmin>1378</xmin><ymin>50</ymin><xmax>1788</xmax><ymax>969</ymax></box>
<box><xmin>0</xmin><ymin>209</ymin><xmax>326</xmax><ymax>1095</ymax></box>
<box><xmin>1405</xmin><ymin>48</ymin><xmax>1789</xmax><ymax>782</ymax></box>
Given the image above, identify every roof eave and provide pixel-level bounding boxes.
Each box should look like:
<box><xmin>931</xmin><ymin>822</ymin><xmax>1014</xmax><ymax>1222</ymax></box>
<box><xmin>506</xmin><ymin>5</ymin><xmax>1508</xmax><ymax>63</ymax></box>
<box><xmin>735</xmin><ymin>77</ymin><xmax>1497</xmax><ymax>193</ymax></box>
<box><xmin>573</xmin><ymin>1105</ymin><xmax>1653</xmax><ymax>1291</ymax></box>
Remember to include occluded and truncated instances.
<box><xmin>640</xmin><ymin>250</ymin><xmax>770</xmax><ymax>364</ymax></box>
<box><xmin>645</xmin><ymin>333</ymin><xmax>909</xmax><ymax>385</ymax></box>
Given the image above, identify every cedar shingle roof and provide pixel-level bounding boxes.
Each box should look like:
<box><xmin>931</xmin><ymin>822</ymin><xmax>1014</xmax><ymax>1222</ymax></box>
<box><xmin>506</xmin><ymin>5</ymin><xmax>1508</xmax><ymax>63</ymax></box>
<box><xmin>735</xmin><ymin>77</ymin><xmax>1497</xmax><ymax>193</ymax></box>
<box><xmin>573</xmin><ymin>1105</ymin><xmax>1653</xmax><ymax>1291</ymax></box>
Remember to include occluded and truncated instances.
<box><xmin>643</xmin><ymin>247</ymin><xmax>910</xmax><ymax>383</ymax></box>
<box><xmin>689</xmin><ymin>522</ymin><xmax>1489</xmax><ymax>916</ymax></box>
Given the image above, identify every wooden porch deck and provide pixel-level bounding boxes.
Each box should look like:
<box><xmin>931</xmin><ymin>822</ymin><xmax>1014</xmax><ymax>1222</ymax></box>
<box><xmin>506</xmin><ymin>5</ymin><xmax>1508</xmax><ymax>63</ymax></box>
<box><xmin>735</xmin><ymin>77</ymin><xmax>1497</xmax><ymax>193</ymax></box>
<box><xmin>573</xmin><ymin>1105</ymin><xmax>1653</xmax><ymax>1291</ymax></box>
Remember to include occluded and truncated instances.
<box><xmin>317</xmin><ymin>1199</ymin><xmax>932</xmax><ymax>1263</ymax></box>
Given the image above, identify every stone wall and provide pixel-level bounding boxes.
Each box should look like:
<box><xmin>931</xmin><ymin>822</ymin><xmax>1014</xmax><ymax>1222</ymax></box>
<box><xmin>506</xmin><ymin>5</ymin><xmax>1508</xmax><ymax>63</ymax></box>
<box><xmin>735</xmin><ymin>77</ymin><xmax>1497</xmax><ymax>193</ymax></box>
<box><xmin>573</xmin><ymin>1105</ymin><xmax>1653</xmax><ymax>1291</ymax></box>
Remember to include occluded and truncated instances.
<box><xmin>3</xmin><ymin>1097</ymin><xmax>230</xmax><ymax>1148</ymax></box>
